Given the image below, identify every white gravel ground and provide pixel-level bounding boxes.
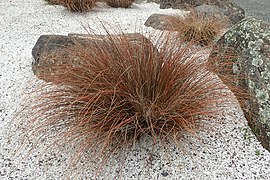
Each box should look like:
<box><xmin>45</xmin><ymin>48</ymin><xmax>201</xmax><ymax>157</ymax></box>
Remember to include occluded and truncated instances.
<box><xmin>0</xmin><ymin>0</ymin><xmax>270</xmax><ymax>179</ymax></box>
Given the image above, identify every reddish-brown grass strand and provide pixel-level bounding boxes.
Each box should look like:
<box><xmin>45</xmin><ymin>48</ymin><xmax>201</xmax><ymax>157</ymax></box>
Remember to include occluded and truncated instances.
<box><xmin>19</xmin><ymin>31</ymin><xmax>232</xmax><ymax>175</ymax></box>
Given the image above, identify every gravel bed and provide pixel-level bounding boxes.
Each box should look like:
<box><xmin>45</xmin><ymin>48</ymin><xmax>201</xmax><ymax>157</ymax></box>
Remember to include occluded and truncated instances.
<box><xmin>0</xmin><ymin>0</ymin><xmax>269</xmax><ymax>179</ymax></box>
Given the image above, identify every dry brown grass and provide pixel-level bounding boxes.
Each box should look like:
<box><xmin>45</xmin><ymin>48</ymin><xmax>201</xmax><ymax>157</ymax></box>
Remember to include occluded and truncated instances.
<box><xmin>17</xmin><ymin>30</ymin><xmax>236</xmax><ymax>177</ymax></box>
<box><xmin>44</xmin><ymin>0</ymin><xmax>134</xmax><ymax>10</ymax></box>
<box><xmin>105</xmin><ymin>0</ymin><xmax>134</xmax><ymax>8</ymax></box>
<box><xmin>170</xmin><ymin>10</ymin><xmax>226</xmax><ymax>46</ymax></box>
<box><xmin>51</xmin><ymin>0</ymin><xmax>96</xmax><ymax>12</ymax></box>
<box><xmin>44</xmin><ymin>0</ymin><xmax>62</xmax><ymax>5</ymax></box>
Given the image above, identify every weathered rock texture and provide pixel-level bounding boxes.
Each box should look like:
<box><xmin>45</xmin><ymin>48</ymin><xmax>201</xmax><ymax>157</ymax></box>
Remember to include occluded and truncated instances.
<box><xmin>209</xmin><ymin>17</ymin><xmax>270</xmax><ymax>151</ymax></box>
<box><xmin>160</xmin><ymin>0</ymin><xmax>245</xmax><ymax>25</ymax></box>
<box><xmin>32</xmin><ymin>34</ymin><xmax>157</xmax><ymax>82</ymax></box>
<box><xmin>146</xmin><ymin>0</ymin><xmax>160</xmax><ymax>3</ymax></box>
<box><xmin>160</xmin><ymin>0</ymin><xmax>203</xmax><ymax>9</ymax></box>
<box><xmin>32</xmin><ymin>35</ymin><xmax>86</xmax><ymax>82</ymax></box>
<box><xmin>144</xmin><ymin>14</ymin><xmax>178</xmax><ymax>30</ymax></box>
<box><xmin>195</xmin><ymin>4</ymin><xmax>241</xmax><ymax>25</ymax></box>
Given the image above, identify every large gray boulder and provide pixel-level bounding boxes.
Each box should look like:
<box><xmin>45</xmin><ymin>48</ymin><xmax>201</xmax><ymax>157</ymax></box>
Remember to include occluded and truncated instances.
<box><xmin>32</xmin><ymin>34</ymin><xmax>157</xmax><ymax>83</ymax></box>
<box><xmin>209</xmin><ymin>17</ymin><xmax>270</xmax><ymax>151</ymax></box>
<box><xmin>160</xmin><ymin>0</ymin><xmax>245</xmax><ymax>25</ymax></box>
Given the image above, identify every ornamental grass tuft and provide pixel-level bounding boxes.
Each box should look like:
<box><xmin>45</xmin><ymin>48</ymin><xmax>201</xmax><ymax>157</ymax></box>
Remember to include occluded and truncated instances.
<box><xmin>16</xmin><ymin>29</ymin><xmax>238</xmax><ymax>177</ymax></box>
<box><xmin>105</xmin><ymin>0</ymin><xmax>134</xmax><ymax>8</ymax></box>
<box><xmin>48</xmin><ymin>0</ymin><xmax>96</xmax><ymax>12</ymax></box>
<box><xmin>170</xmin><ymin>9</ymin><xmax>226</xmax><ymax>45</ymax></box>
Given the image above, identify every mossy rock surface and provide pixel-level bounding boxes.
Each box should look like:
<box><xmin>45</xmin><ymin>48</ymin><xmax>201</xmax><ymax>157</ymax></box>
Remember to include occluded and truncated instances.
<box><xmin>210</xmin><ymin>17</ymin><xmax>270</xmax><ymax>151</ymax></box>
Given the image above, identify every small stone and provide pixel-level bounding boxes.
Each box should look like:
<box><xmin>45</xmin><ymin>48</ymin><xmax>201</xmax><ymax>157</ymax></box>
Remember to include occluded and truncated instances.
<box><xmin>161</xmin><ymin>171</ymin><xmax>169</xmax><ymax>177</ymax></box>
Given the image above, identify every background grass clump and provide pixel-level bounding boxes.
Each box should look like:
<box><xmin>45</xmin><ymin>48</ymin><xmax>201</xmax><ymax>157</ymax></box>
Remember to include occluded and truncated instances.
<box><xmin>44</xmin><ymin>0</ymin><xmax>62</xmax><ymax>5</ymax></box>
<box><xmin>105</xmin><ymin>0</ymin><xmax>134</xmax><ymax>8</ymax></box>
<box><xmin>44</xmin><ymin>0</ymin><xmax>96</xmax><ymax>12</ymax></box>
<box><xmin>44</xmin><ymin>0</ymin><xmax>134</xmax><ymax>11</ymax></box>
<box><xmin>170</xmin><ymin>10</ymin><xmax>226</xmax><ymax>45</ymax></box>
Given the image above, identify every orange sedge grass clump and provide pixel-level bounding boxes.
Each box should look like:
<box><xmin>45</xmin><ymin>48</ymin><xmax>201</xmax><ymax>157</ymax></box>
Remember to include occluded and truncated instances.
<box><xmin>44</xmin><ymin>0</ymin><xmax>62</xmax><ymax>5</ymax></box>
<box><xmin>105</xmin><ymin>0</ymin><xmax>134</xmax><ymax>8</ymax></box>
<box><xmin>170</xmin><ymin>10</ymin><xmax>226</xmax><ymax>46</ymax></box>
<box><xmin>19</xmin><ymin>30</ymin><xmax>234</xmax><ymax>176</ymax></box>
<box><xmin>54</xmin><ymin>0</ymin><xmax>96</xmax><ymax>12</ymax></box>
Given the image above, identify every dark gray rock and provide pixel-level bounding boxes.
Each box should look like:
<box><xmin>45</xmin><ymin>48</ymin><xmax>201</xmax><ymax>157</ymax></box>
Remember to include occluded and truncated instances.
<box><xmin>160</xmin><ymin>0</ymin><xmax>203</xmax><ymax>9</ymax></box>
<box><xmin>146</xmin><ymin>0</ymin><xmax>160</xmax><ymax>3</ymax></box>
<box><xmin>232</xmin><ymin>0</ymin><xmax>270</xmax><ymax>23</ymax></box>
<box><xmin>32</xmin><ymin>35</ymin><xmax>91</xmax><ymax>82</ymax></box>
<box><xmin>209</xmin><ymin>0</ymin><xmax>245</xmax><ymax>25</ymax></box>
<box><xmin>160</xmin><ymin>0</ymin><xmax>245</xmax><ymax>25</ymax></box>
<box><xmin>144</xmin><ymin>14</ymin><xmax>177</xmax><ymax>30</ymax></box>
<box><xmin>32</xmin><ymin>35</ymin><xmax>78</xmax><ymax>63</ymax></box>
<box><xmin>209</xmin><ymin>17</ymin><xmax>270</xmax><ymax>151</ymax></box>
<box><xmin>195</xmin><ymin>4</ymin><xmax>243</xmax><ymax>25</ymax></box>
<box><xmin>32</xmin><ymin>34</ymin><xmax>157</xmax><ymax>82</ymax></box>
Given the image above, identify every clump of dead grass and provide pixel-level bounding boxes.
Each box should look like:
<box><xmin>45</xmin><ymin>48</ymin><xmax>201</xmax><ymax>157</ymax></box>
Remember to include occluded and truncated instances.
<box><xmin>44</xmin><ymin>0</ymin><xmax>62</xmax><ymax>5</ymax></box>
<box><xmin>17</xmin><ymin>30</ymin><xmax>235</xmax><ymax>177</ymax></box>
<box><xmin>50</xmin><ymin>0</ymin><xmax>96</xmax><ymax>12</ymax></box>
<box><xmin>105</xmin><ymin>0</ymin><xmax>134</xmax><ymax>8</ymax></box>
<box><xmin>170</xmin><ymin>10</ymin><xmax>226</xmax><ymax>46</ymax></box>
